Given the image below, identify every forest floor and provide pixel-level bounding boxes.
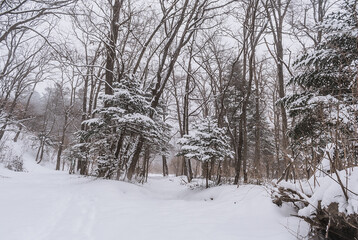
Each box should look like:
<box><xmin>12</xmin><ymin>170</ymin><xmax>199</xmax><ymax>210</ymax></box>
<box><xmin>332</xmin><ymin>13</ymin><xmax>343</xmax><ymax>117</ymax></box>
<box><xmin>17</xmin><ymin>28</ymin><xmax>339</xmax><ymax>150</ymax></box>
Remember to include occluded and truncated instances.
<box><xmin>0</xmin><ymin>158</ymin><xmax>309</xmax><ymax>240</ymax></box>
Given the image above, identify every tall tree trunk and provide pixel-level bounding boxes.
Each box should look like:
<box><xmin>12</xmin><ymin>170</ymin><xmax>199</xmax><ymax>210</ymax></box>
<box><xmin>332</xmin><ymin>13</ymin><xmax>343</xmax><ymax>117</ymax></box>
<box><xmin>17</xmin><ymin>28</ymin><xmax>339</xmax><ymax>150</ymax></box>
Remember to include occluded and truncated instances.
<box><xmin>181</xmin><ymin>39</ymin><xmax>194</xmax><ymax>182</ymax></box>
<box><xmin>254</xmin><ymin>62</ymin><xmax>261</xmax><ymax>180</ymax></box>
<box><xmin>242</xmin><ymin>111</ymin><xmax>248</xmax><ymax>183</ymax></box>
<box><xmin>234</xmin><ymin>23</ymin><xmax>248</xmax><ymax>185</ymax></box>
<box><xmin>104</xmin><ymin>0</ymin><xmax>122</xmax><ymax>95</ymax></box>
<box><xmin>277</xmin><ymin>39</ymin><xmax>289</xmax><ymax>163</ymax></box>
<box><xmin>273</xmin><ymin>89</ymin><xmax>281</xmax><ymax>177</ymax></box>
<box><xmin>265</xmin><ymin>0</ymin><xmax>292</xmax><ymax>169</ymax></box>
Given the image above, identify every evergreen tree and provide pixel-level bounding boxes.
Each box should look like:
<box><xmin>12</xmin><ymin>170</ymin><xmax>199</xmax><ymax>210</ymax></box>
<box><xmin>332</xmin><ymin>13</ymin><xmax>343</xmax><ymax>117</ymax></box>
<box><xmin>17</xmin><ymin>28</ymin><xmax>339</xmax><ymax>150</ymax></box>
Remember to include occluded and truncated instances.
<box><xmin>177</xmin><ymin>117</ymin><xmax>233</xmax><ymax>188</ymax></box>
<box><xmin>284</xmin><ymin>0</ymin><xmax>358</xmax><ymax>173</ymax></box>
<box><xmin>73</xmin><ymin>75</ymin><xmax>171</xmax><ymax>179</ymax></box>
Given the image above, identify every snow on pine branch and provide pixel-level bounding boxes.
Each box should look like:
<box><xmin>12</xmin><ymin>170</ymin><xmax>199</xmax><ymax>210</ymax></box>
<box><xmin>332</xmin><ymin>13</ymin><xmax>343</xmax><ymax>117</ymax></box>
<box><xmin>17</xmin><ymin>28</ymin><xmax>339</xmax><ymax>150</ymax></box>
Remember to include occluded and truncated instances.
<box><xmin>177</xmin><ymin>117</ymin><xmax>233</xmax><ymax>163</ymax></box>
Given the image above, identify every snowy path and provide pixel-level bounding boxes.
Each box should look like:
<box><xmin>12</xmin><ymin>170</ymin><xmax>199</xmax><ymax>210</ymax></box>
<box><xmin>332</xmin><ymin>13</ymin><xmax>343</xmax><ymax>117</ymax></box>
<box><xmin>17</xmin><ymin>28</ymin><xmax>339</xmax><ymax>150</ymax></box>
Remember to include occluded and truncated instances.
<box><xmin>0</xmin><ymin>161</ymin><xmax>306</xmax><ymax>240</ymax></box>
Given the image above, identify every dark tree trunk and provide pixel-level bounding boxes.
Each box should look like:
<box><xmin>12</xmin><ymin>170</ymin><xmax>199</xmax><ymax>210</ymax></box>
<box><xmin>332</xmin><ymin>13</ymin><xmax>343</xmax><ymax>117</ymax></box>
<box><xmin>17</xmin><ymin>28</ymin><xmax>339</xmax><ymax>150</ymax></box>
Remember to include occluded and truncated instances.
<box><xmin>162</xmin><ymin>155</ymin><xmax>169</xmax><ymax>176</ymax></box>
<box><xmin>254</xmin><ymin>61</ymin><xmax>261</xmax><ymax>179</ymax></box>
<box><xmin>127</xmin><ymin>135</ymin><xmax>144</xmax><ymax>181</ymax></box>
<box><xmin>104</xmin><ymin>0</ymin><xmax>122</xmax><ymax>95</ymax></box>
<box><xmin>242</xmin><ymin>110</ymin><xmax>248</xmax><ymax>183</ymax></box>
<box><xmin>56</xmin><ymin>114</ymin><xmax>68</xmax><ymax>171</ymax></box>
<box><xmin>35</xmin><ymin>140</ymin><xmax>43</xmax><ymax>163</ymax></box>
<box><xmin>205</xmin><ymin>161</ymin><xmax>209</xmax><ymax>188</ymax></box>
<box><xmin>38</xmin><ymin>142</ymin><xmax>45</xmax><ymax>164</ymax></box>
<box><xmin>234</xmin><ymin>124</ymin><xmax>243</xmax><ymax>184</ymax></box>
<box><xmin>185</xmin><ymin>159</ymin><xmax>193</xmax><ymax>182</ymax></box>
<box><xmin>55</xmin><ymin>142</ymin><xmax>63</xmax><ymax>171</ymax></box>
<box><xmin>264</xmin><ymin>0</ymin><xmax>291</xmax><ymax>170</ymax></box>
<box><xmin>273</xmin><ymin>90</ymin><xmax>281</xmax><ymax>177</ymax></box>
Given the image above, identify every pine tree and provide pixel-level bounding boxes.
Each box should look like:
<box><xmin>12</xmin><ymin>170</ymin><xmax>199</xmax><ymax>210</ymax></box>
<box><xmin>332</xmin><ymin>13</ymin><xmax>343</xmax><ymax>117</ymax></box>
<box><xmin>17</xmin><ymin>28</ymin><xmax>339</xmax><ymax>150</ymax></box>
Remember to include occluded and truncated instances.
<box><xmin>73</xmin><ymin>75</ymin><xmax>171</xmax><ymax>179</ymax></box>
<box><xmin>177</xmin><ymin>117</ymin><xmax>233</xmax><ymax>188</ymax></box>
<box><xmin>284</xmin><ymin>0</ymin><xmax>358</xmax><ymax>174</ymax></box>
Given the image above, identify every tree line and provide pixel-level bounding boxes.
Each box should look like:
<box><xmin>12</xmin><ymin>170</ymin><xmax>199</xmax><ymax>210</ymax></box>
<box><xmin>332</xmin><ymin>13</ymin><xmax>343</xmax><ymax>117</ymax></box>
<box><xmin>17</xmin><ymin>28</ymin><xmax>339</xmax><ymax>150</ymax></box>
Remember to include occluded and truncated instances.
<box><xmin>0</xmin><ymin>0</ymin><xmax>357</xmax><ymax>187</ymax></box>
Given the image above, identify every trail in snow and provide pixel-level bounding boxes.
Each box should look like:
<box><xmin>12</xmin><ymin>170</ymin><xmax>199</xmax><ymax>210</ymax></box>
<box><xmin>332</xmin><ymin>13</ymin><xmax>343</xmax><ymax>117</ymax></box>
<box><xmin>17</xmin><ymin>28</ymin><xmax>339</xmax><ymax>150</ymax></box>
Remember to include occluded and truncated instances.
<box><xmin>0</xmin><ymin>160</ymin><xmax>308</xmax><ymax>240</ymax></box>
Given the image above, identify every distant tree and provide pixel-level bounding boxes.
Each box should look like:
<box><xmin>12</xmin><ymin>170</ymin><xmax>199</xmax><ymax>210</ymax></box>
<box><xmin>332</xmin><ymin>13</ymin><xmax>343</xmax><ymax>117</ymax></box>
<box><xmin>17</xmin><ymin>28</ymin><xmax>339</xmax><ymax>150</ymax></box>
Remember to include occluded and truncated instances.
<box><xmin>0</xmin><ymin>0</ymin><xmax>76</xmax><ymax>146</ymax></box>
<box><xmin>177</xmin><ymin>117</ymin><xmax>233</xmax><ymax>188</ymax></box>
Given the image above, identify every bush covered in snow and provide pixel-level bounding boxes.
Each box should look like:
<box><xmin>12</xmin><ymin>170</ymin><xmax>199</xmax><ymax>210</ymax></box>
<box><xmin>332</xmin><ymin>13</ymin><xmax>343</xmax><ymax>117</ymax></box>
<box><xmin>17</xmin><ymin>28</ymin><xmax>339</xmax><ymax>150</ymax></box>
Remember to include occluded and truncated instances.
<box><xmin>0</xmin><ymin>146</ymin><xmax>25</xmax><ymax>172</ymax></box>
<box><xmin>4</xmin><ymin>155</ymin><xmax>24</xmax><ymax>172</ymax></box>
<box><xmin>273</xmin><ymin>167</ymin><xmax>358</xmax><ymax>239</ymax></box>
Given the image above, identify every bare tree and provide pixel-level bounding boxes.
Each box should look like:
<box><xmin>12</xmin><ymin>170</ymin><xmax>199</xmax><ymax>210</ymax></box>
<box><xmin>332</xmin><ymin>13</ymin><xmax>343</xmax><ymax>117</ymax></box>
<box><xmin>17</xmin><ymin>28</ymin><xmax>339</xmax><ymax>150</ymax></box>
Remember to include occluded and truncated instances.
<box><xmin>263</xmin><ymin>0</ymin><xmax>292</xmax><ymax>171</ymax></box>
<box><xmin>0</xmin><ymin>0</ymin><xmax>76</xmax><ymax>43</ymax></box>
<box><xmin>127</xmin><ymin>0</ymin><xmax>230</xmax><ymax>181</ymax></box>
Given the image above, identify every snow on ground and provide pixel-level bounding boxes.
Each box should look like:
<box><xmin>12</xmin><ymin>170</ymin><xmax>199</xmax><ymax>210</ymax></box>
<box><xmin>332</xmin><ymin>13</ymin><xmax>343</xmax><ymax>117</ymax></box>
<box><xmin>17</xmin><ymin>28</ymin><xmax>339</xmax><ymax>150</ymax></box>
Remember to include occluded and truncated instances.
<box><xmin>0</xmin><ymin>134</ymin><xmax>308</xmax><ymax>240</ymax></box>
<box><xmin>0</xmin><ymin>164</ymin><xmax>309</xmax><ymax>240</ymax></box>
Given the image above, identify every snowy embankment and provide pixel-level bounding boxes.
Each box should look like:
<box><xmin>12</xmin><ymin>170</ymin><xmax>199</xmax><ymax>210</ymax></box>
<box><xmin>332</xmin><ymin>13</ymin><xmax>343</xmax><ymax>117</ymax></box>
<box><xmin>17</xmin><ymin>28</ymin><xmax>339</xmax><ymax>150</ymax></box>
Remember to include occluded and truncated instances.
<box><xmin>276</xmin><ymin>145</ymin><xmax>358</xmax><ymax>221</ymax></box>
<box><xmin>0</xmin><ymin>134</ymin><xmax>308</xmax><ymax>240</ymax></box>
<box><xmin>279</xmin><ymin>167</ymin><xmax>358</xmax><ymax>218</ymax></box>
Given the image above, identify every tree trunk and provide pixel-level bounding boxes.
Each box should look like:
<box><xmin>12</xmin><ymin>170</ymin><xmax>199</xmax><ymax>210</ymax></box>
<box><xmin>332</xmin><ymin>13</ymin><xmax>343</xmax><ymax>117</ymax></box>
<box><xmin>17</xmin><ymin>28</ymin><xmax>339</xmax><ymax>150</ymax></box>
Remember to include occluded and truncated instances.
<box><xmin>242</xmin><ymin>110</ymin><xmax>248</xmax><ymax>183</ymax></box>
<box><xmin>205</xmin><ymin>161</ymin><xmax>209</xmax><ymax>188</ymax></box>
<box><xmin>265</xmin><ymin>0</ymin><xmax>291</xmax><ymax>169</ymax></box>
<box><xmin>185</xmin><ymin>159</ymin><xmax>193</xmax><ymax>182</ymax></box>
<box><xmin>273</xmin><ymin>88</ymin><xmax>281</xmax><ymax>177</ymax></box>
<box><xmin>38</xmin><ymin>142</ymin><xmax>45</xmax><ymax>164</ymax></box>
<box><xmin>254</xmin><ymin>61</ymin><xmax>261</xmax><ymax>179</ymax></box>
<box><xmin>56</xmin><ymin>114</ymin><xmax>68</xmax><ymax>171</ymax></box>
<box><xmin>162</xmin><ymin>155</ymin><xmax>169</xmax><ymax>176</ymax></box>
<box><xmin>127</xmin><ymin>135</ymin><xmax>144</xmax><ymax>181</ymax></box>
<box><xmin>234</xmin><ymin>125</ymin><xmax>243</xmax><ymax>184</ymax></box>
<box><xmin>104</xmin><ymin>0</ymin><xmax>122</xmax><ymax>95</ymax></box>
<box><xmin>182</xmin><ymin>41</ymin><xmax>193</xmax><ymax>182</ymax></box>
<box><xmin>35</xmin><ymin>140</ymin><xmax>43</xmax><ymax>163</ymax></box>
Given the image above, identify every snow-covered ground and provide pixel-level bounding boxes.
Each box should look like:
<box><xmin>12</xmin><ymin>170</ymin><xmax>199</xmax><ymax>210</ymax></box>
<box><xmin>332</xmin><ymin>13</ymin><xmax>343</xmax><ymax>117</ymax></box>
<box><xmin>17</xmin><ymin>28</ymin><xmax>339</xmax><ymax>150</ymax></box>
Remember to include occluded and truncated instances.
<box><xmin>0</xmin><ymin>132</ymin><xmax>308</xmax><ymax>240</ymax></box>
<box><xmin>0</xmin><ymin>161</ymin><xmax>308</xmax><ymax>240</ymax></box>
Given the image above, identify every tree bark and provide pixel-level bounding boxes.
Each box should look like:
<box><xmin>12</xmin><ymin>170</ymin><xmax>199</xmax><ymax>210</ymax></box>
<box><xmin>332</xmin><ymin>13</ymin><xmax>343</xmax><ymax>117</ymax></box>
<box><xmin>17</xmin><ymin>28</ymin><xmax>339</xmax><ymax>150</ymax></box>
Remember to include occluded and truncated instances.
<box><xmin>162</xmin><ymin>155</ymin><xmax>169</xmax><ymax>176</ymax></box>
<box><xmin>127</xmin><ymin>135</ymin><xmax>144</xmax><ymax>181</ymax></box>
<box><xmin>104</xmin><ymin>0</ymin><xmax>122</xmax><ymax>95</ymax></box>
<box><xmin>254</xmin><ymin>60</ymin><xmax>261</xmax><ymax>179</ymax></box>
<box><xmin>205</xmin><ymin>161</ymin><xmax>209</xmax><ymax>188</ymax></box>
<box><xmin>56</xmin><ymin>114</ymin><xmax>68</xmax><ymax>171</ymax></box>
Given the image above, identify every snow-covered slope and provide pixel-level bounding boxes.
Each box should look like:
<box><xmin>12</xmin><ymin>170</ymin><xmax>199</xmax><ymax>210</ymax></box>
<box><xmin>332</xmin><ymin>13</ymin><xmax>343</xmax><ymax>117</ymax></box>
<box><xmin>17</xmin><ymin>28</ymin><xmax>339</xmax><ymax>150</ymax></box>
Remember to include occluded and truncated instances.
<box><xmin>0</xmin><ymin>130</ymin><xmax>54</xmax><ymax>171</ymax></box>
<box><xmin>0</xmin><ymin>159</ymin><xmax>309</xmax><ymax>240</ymax></box>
